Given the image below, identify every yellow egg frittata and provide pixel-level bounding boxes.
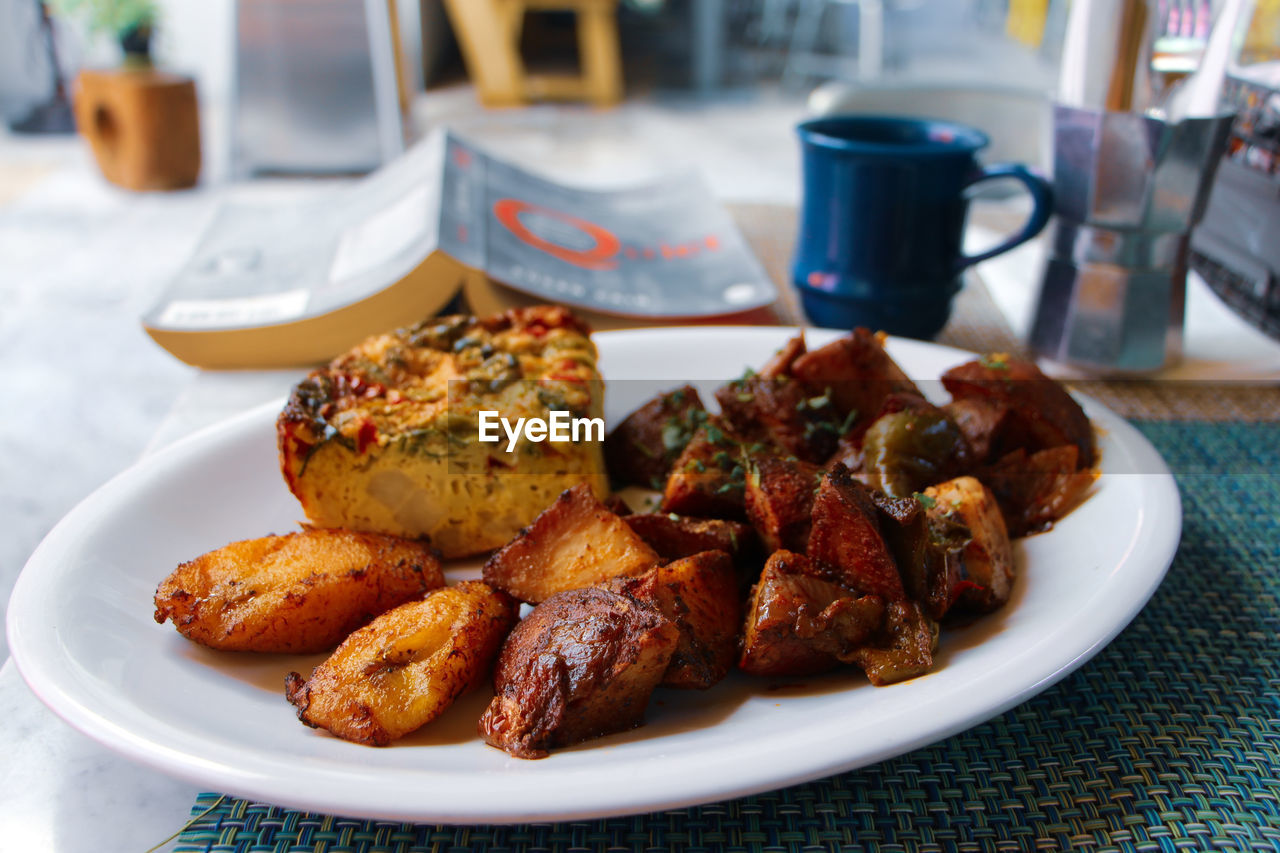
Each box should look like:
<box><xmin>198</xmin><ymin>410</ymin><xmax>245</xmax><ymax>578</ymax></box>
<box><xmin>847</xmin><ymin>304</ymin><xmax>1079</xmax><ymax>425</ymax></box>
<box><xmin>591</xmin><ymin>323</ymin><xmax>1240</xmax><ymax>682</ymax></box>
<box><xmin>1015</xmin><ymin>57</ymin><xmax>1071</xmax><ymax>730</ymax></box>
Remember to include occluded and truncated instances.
<box><xmin>278</xmin><ymin>306</ymin><xmax>609</xmax><ymax>558</ymax></box>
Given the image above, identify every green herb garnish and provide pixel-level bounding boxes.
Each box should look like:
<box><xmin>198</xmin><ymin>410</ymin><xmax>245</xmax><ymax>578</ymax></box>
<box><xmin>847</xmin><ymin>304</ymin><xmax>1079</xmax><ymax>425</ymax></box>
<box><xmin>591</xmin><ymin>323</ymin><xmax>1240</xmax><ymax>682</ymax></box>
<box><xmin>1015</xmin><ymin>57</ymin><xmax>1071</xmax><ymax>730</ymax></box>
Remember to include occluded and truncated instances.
<box><xmin>979</xmin><ymin>353</ymin><xmax>1010</xmax><ymax>370</ymax></box>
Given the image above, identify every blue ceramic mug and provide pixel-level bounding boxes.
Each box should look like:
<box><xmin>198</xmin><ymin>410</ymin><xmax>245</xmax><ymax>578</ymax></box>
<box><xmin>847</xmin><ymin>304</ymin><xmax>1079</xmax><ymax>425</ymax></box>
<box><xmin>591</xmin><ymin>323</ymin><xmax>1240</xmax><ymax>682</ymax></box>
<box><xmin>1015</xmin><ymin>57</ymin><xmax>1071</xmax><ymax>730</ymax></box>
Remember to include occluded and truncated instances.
<box><xmin>793</xmin><ymin>115</ymin><xmax>1053</xmax><ymax>339</ymax></box>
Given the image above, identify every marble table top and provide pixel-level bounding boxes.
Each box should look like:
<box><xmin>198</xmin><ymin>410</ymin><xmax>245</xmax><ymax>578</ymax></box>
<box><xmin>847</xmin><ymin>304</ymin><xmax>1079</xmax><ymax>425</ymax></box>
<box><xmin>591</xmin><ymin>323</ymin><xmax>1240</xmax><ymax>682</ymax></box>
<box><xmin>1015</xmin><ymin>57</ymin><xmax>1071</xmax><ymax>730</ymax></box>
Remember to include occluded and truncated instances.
<box><xmin>5</xmin><ymin>115</ymin><xmax>1279</xmax><ymax>849</ymax></box>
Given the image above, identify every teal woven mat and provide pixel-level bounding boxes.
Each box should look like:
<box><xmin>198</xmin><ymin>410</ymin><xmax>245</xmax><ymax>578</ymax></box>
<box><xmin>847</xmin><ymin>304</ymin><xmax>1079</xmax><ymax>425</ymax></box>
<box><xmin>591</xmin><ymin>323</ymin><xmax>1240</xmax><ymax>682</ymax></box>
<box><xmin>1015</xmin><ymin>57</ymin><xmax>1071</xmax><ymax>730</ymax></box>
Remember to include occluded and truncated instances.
<box><xmin>175</xmin><ymin>423</ymin><xmax>1280</xmax><ymax>853</ymax></box>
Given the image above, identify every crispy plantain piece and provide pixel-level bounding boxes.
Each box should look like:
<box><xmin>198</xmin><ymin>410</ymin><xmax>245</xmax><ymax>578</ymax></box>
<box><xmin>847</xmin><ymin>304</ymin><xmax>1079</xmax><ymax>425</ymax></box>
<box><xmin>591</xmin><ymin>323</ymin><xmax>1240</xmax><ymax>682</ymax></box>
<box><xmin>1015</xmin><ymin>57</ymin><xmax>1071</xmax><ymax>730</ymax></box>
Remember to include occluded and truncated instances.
<box><xmin>153</xmin><ymin>528</ymin><xmax>443</xmax><ymax>654</ymax></box>
<box><xmin>604</xmin><ymin>385</ymin><xmax>707</xmax><ymax>489</ymax></box>
<box><xmin>478</xmin><ymin>587</ymin><xmax>679</xmax><ymax>759</ymax></box>
<box><xmin>845</xmin><ymin>600</ymin><xmax>939</xmax><ymax>686</ymax></box>
<box><xmin>790</xmin><ymin>328</ymin><xmax>920</xmax><ymax>438</ymax></box>
<box><xmin>808</xmin><ymin>464</ymin><xmax>905</xmax><ymax>601</ymax></box>
<box><xmin>285</xmin><ymin>581</ymin><xmax>517</xmax><ymax>745</ymax></box>
<box><xmin>738</xmin><ymin>551</ymin><xmax>884</xmax><ymax>677</ymax></box>
<box><xmin>941</xmin><ymin>355</ymin><xmax>1095</xmax><ymax>469</ymax></box>
<box><xmin>603</xmin><ymin>550</ymin><xmax>741</xmax><ymax>689</ymax></box>
<box><xmin>661</xmin><ymin>422</ymin><xmax>748</xmax><ymax>520</ymax></box>
<box><xmin>744</xmin><ymin>454</ymin><xmax>822</xmax><ymax>553</ymax></box>
<box><xmin>483</xmin><ymin>483</ymin><xmax>660</xmax><ymax>604</ymax></box>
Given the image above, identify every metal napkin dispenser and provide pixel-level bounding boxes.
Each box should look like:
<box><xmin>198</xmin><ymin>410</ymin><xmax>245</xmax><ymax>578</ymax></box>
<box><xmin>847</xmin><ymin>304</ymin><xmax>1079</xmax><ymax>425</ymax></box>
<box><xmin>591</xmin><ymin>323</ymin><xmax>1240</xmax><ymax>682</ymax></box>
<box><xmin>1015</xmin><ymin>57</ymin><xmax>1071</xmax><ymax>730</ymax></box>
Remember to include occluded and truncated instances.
<box><xmin>1029</xmin><ymin>105</ymin><xmax>1233</xmax><ymax>373</ymax></box>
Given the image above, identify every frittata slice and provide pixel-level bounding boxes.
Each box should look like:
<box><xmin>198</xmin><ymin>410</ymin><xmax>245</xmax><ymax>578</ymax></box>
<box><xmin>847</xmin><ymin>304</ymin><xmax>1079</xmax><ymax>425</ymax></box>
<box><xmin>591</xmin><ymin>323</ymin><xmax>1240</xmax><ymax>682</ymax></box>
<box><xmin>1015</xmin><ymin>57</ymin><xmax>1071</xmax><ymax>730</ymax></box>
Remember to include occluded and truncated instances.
<box><xmin>278</xmin><ymin>307</ymin><xmax>609</xmax><ymax>559</ymax></box>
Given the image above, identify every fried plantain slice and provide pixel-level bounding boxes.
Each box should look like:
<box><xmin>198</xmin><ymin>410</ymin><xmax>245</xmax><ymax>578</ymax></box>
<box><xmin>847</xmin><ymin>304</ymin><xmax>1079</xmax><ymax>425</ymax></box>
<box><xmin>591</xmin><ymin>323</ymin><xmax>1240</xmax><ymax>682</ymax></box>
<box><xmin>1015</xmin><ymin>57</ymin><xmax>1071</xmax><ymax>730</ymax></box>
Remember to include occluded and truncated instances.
<box><xmin>154</xmin><ymin>528</ymin><xmax>443</xmax><ymax>653</ymax></box>
<box><xmin>285</xmin><ymin>581</ymin><xmax>517</xmax><ymax>745</ymax></box>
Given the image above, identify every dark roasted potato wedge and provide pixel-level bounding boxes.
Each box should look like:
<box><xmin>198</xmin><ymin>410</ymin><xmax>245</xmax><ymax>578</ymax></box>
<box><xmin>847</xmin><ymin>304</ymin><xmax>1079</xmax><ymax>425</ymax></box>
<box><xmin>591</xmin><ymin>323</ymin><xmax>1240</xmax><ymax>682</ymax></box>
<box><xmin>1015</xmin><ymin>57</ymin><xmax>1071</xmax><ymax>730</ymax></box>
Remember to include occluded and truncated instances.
<box><xmin>604</xmin><ymin>385</ymin><xmax>706</xmax><ymax>489</ymax></box>
<box><xmin>808</xmin><ymin>464</ymin><xmax>905</xmax><ymax>601</ymax></box>
<box><xmin>941</xmin><ymin>355</ymin><xmax>1095</xmax><ymax>469</ymax></box>
<box><xmin>739</xmin><ymin>551</ymin><xmax>884</xmax><ymax>677</ymax></box>
<box><xmin>790</xmin><ymin>328</ymin><xmax>920</xmax><ymax>437</ymax></box>
<box><xmin>977</xmin><ymin>445</ymin><xmax>1097</xmax><ymax>537</ymax></box>
<box><xmin>944</xmin><ymin>396</ymin><xmax>1016</xmax><ymax>466</ymax></box>
<box><xmin>661</xmin><ymin>422</ymin><xmax>748</xmax><ymax>520</ymax></box>
<box><xmin>846</xmin><ymin>600</ymin><xmax>939</xmax><ymax>686</ymax></box>
<box><xmin>604</xmin><ymin>550</ymin><xmax>740</xmax><ymax>689</ymax></box>
<box><xmin>875</xmin><ymin>496</ymin><xmax>963</xmax><ymax>622</ymax></box>
<box><xmin>154</xmin><ymin>528</ymin><xmax>443</xmax><ymax>654</ymax></box>
<box><xmin>759</xmin><ymin>333</ymin><xmax>807</xmax><ymax>378</ymax></box>
<box><xmin>878</xmin><ymin>478</ymin><xmax>1015</xmax><ymax>620</ymax></box>
<box><xmin>483</xmin><ymin>483</ymin><xmax>660</xmax><ymax>604</ymax></box>
<box><xmin>624</xmin><ymin>513</ymin><xmax>759</xmax><ymax>569</ymax></box>
<box><xmin>285</xmin><ymin>582</ymin><xmax>517</xmax><ymax>745</ymax></box>
<box><xmin>744</xmin><ymin>454</ymin><xmax>822</xmax><ymax>553</ymax></box>
<box><xmin>478</xmin><ymin>587</ymin><xmax>679</xmax><ymax>758</ymax></box>
<box><xmin>715</xmin><ymin>374</ymin><xmax>840</xmax><ymax>463</ymax></box>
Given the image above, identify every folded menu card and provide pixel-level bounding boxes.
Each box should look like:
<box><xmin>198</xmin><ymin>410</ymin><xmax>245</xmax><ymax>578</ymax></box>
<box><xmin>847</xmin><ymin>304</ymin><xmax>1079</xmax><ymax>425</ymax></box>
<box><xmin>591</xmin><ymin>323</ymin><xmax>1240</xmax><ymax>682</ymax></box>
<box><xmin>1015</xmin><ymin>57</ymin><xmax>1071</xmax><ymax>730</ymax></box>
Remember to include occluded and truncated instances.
<box><xmin>143</xmin><ymin>130</ymin><xmax>775</xmax><ymax>369</ymax></box>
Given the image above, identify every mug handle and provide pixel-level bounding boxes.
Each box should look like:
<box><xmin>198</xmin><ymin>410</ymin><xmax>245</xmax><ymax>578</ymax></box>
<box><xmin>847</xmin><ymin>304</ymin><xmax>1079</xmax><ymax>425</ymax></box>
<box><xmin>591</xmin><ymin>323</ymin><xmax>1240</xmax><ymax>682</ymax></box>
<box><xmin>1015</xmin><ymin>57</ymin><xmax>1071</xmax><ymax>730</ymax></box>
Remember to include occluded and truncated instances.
<box><xmin>955</xmin><ymin>164</ymin><xmax>1053</xmax><ymax>271</ymax></box>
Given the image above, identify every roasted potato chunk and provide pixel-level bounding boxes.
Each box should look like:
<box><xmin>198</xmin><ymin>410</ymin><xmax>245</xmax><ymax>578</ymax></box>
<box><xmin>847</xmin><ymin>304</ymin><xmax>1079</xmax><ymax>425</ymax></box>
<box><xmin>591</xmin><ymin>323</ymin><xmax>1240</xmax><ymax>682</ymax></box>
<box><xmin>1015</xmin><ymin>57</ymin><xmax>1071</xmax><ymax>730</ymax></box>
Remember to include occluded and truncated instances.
<box><xmin>483</xmin><ymin>483</ymin><xmax>660</xmax><ymax>604</ymax></box>
<box><xmin>661</xmin><ymin>422</ymin><xmax>748</xmax><ymax>520</ymax></box>
<box><xmin>941</xmin><ymin>355</ymin><xmax>1095</xmax><ymax>469</ymax></box>
<box><xmin>944</xmin><ymin>396</ymin><xmax>1016</xmax><ymax>466</ymax></box>
<box><xmin>153</xmin><ymin>528</ymin><xmax>443</xmax><ymax>654</ymax></box>
<box><xmin>808</xmin><ymin>464</ymin><xmax>905</xmax><ymax>601</ymax></box>
<box><xmin>846</xmin><ymin>600</ymin><xmax>939</xmax><ymax>686</ymax></box>
<box><xmin>976</xmin><ymin>445</ymin><xmax>1097</xmax><ymax>537</ymax></box>
<box><xmin>744</xmin><ymin>454</ymin><xmax>822</xmax><ymax>552</ymax></box>
<box><xmin>739</xmin><ymin>551</ymin><xmax>884</xmax><ymax>677</ymax></box>
<box><xmin>479</xmin><ymin>587</ymin><xmax>679</xmax><ymax>758</ymax></box>
<box><xmin>715</xmin><ymin>374</ymin><xmax>840</xmax><ymax>463</ymax></box>
<box><xmin>284</xmin><ymin>582</ymin><xmax>516</xmax><ymax>745</ymax></box>
<box><xmin>877</xmin><ymin>478</ymin><xmax>1014</xmax><ymax>620</ymax></box>
<box><xmin>921</xmin><ymin>477</ymin><xmax>1015</xmax><ymax>613</ymax></box>
<box><xmin>790</xmin><ymin>328</ymin><xmax>920</xmax><ymax>437</ymax></box>
<box><xmin>758</xmin><ymin>333</ymin><xmax>807</xmax><ymax>378</ymax></box>
<box><xmin>623</xmin><ymin>513</ymin><xmax>759</xmax><ymax>570</ymax></box>
<box><xmin>603</xmin><ymin>550</ymin><xmax>740</xmax><ymax>689</ymax></box>
<box><xmin>604</xmin><ymin>385</ymin><xmax>706</xmax><ymax>489</ymax></box>
<box><xmin>874</xmin><ymin>496</ymin><xmax>961</xmax><ymax>622</ymax></box>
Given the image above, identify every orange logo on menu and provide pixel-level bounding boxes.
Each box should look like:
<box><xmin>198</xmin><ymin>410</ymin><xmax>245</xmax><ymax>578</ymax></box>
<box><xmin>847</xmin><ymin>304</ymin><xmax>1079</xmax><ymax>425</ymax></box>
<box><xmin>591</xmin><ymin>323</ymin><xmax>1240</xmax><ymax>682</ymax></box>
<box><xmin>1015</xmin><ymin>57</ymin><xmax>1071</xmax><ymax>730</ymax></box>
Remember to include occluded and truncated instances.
<box><xmin>493</xmin><ymin>198</ymin><xmax>720</xmax><ymax>271</ymax></box>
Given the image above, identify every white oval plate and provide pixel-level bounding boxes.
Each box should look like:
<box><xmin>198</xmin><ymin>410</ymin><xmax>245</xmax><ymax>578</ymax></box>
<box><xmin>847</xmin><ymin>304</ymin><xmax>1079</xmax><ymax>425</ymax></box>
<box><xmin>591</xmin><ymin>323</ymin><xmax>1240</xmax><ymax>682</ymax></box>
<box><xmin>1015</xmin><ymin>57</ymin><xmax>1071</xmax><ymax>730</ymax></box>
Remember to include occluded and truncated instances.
<box><xmin>7</xmin><ymin>328</ymin><xmax>1181</xmax><ymax>824</ymax></box>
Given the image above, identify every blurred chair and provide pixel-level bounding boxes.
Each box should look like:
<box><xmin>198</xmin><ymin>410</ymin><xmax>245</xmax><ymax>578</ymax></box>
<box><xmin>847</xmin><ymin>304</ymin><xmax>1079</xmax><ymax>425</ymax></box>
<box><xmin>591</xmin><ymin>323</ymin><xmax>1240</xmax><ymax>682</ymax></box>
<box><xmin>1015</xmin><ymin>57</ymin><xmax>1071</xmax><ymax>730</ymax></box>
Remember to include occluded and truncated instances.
<box><xmin>783</xmin><ymin>0</ymin><xmax>887</xmax><ymax>86</ymax></box>
<box><xmin>445</xmin><ymin>0</ymin><xmax>622</xmax><ymax>107</ymax></box>
<box><xmin>232</xmin><ymin>0</ymin><xmax>406</xmax><ymax>175</ymax></box>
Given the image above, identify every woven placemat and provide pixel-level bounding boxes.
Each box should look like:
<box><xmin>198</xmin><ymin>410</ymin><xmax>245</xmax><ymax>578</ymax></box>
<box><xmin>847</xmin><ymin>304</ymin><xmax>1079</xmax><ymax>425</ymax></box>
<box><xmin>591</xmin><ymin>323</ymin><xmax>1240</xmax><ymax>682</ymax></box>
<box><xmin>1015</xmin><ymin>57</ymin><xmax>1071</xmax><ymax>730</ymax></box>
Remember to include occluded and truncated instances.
<box><xmin>175</xmin><ymin>421</ymin><xmax>1279</xmax><ymax>853</ymax></box>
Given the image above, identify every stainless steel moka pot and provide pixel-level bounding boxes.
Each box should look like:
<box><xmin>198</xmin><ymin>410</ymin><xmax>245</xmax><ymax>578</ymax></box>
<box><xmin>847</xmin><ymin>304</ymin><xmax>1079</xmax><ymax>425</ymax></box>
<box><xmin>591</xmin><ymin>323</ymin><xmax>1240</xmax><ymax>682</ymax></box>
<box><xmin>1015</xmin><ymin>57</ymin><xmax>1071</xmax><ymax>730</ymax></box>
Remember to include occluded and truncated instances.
<box><xmin>1028</xmin><ymin>0</ymin><xmax>1241</xmax><ymax>374</ymax></box>
<box><xmin>1029</xmin><ymin>106</ymin><xmax>1233</xmax><ymax>373</ymax></box>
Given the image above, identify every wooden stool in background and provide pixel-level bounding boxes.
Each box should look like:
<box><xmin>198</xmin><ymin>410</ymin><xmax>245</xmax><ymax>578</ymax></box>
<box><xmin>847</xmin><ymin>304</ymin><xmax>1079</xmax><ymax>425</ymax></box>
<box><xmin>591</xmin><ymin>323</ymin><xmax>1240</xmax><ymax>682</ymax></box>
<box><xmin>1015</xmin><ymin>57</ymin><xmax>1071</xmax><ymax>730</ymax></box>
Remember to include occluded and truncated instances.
<box><xmin>74</xmin><ymin>69</ymin><xmax>201</xmax><ymax>191</ymax></box>
<box><xmin>445</xmin><ymin>0</ymin><xmax>622</xmax><ymax>108</ymax></box>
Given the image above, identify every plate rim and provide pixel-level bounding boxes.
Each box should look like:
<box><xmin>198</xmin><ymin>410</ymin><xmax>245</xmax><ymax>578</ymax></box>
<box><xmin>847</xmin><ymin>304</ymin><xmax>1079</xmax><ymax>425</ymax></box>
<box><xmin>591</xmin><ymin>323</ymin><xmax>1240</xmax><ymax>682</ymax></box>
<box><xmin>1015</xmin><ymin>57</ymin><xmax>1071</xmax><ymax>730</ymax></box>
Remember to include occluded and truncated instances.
<box><xmin>6</xmin><ymin>327</ymin><xmax>1182</xmax><ymax>823</ymax></box>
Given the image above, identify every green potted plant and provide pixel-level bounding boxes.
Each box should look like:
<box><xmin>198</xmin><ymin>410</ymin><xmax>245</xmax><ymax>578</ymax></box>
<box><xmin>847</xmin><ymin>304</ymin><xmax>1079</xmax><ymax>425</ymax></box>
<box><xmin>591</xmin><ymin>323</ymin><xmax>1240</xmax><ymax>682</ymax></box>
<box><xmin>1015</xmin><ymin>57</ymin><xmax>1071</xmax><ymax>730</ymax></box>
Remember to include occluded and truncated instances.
<box><xmin>53</xmin><ymin>0</ymin><xmax>158</xmax><ymax>67</ymax></box>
